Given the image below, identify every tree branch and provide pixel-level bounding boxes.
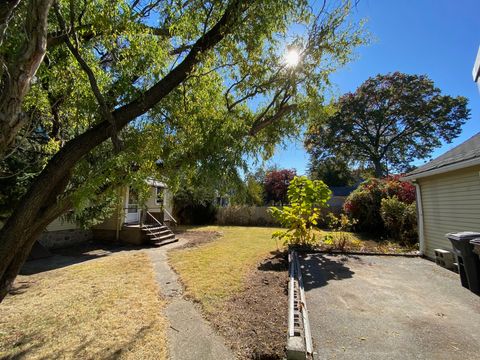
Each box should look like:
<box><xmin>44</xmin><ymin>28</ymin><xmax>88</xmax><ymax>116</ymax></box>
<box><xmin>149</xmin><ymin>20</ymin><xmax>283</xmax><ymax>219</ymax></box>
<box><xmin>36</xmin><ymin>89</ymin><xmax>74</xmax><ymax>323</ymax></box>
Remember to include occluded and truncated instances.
<box><xmin>0</xmin><ymin>0</ymin><xmax>54</xmax><ymax>158</ymax></box>
<box><xmin>54</xmin><ymin>3</ymin><xmax>122</xmax><ymax>151</ymax></box>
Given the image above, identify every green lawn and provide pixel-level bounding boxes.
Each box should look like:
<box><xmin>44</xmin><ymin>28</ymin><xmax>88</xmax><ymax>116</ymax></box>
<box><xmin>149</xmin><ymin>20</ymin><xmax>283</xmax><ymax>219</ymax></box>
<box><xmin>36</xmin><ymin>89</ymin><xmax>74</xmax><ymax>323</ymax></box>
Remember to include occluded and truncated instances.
<box><xmin>169</xmin><ymin>226</ymin><xmax>282</xmax><ymax>313</ymax></box>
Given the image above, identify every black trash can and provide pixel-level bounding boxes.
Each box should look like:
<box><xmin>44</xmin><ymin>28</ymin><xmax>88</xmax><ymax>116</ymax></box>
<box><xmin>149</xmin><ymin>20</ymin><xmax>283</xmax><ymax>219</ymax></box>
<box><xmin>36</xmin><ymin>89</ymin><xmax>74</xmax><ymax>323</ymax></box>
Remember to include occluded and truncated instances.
<box><xmin>470</xmin><ymin>238</ymin><xmax>480</xmax><ymax>259</ymax></box>
<box><xmin>446</xmin><ymin>232</ymin><xmax>480</xmax><ymax>295</ymax></box>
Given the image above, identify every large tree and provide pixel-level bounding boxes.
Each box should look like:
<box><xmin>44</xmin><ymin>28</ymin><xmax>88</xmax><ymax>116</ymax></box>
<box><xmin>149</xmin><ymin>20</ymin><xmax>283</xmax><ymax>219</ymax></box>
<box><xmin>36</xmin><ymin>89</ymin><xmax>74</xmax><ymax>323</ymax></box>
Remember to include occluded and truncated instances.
<box><xmin>0</xmin><ymin>0</ymin><xmax>365</xmax><ymax>301</ymax></box>
<box><xmin>308</xmin><ymin>157</ymin><xmax>357</xmax><ymax>187</ymax></box>
<box><xmin>305</xmin><ymin>72</ymin><xmax>470</xmax><ymax>177</ymax></box>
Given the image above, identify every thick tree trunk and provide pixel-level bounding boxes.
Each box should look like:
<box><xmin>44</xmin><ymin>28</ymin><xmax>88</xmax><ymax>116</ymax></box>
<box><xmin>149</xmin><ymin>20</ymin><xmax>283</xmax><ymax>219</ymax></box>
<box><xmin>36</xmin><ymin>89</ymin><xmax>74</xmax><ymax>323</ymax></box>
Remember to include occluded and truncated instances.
<box><xmin>0</xmin><ymin>0</ymin><xmax>54</xmax><ymax>158</ymax></box>
<box><xmin>0</xmin><ymin>0</ymin><xmax>248</xmax><ymax>302</ymax></box>
<box><xmin>373</xmin><ymin>159</ymin><xmax>384</xmax><ymax>178</ymax></box>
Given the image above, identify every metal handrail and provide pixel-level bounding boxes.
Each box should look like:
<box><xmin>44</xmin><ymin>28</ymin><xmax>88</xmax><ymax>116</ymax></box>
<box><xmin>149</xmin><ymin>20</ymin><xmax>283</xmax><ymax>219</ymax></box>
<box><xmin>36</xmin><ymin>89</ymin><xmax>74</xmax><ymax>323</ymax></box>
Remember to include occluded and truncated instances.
<box><xmin>146</xmin><ymin>210</ymin><xmax>164</xmax><ymax>227</ymax></box>
<box><xmin>163</xmin><ymin>207</ymin><xmax>177</xmax><ymax>224</ymax></box>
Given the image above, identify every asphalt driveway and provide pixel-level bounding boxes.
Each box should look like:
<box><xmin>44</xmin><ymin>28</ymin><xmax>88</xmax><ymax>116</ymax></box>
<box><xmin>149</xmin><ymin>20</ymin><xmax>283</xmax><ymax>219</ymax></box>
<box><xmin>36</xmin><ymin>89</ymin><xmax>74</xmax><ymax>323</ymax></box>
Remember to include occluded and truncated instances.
<box><xmin>300</xmin><ymin>254</ymin><xmax>480</xmax><ymax>360</ymax></box>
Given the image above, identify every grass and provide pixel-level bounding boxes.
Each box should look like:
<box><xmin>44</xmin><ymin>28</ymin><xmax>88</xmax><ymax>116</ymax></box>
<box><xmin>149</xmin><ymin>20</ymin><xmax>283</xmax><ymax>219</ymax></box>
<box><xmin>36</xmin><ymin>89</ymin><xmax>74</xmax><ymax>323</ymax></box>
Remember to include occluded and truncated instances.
<box><xmin>169</xmin><ymin>226</ymin><xmax>282</xmax><ymax>313</ymax></box>
<box><xmin>0</xmin><ymin>251</ymin><xmax>168</xmax><ymax>360</ymax></box>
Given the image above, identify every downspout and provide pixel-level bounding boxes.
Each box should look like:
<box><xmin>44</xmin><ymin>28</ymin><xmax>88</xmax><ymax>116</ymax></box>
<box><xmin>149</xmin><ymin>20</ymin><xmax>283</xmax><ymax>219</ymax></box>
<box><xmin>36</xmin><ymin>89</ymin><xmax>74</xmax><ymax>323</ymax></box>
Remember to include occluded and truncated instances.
<box><xmin>414</xmin><ymin>181</ymin><xmax>426</xmax><ymax>256</ymax></box>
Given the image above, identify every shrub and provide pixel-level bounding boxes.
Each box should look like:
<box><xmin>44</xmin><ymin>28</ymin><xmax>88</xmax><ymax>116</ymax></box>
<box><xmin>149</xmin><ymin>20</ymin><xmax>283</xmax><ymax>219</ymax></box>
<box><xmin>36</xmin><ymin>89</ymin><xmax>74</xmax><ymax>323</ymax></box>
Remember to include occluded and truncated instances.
<box><xmin>343</xmin><ymin>178</ymin><xmax>385</xmax><ymax>233</ymax></box>
<box><xmin>269</xmin><ymin>176</ymin><xmax>331</xmax><ymax>247</ymax></box>
<box><xmin>325</xmin><ymin>212</ymin><xmax>357</xmax><ymax>232</ymax></box>
<box><xmin>343</xmin><ymin>176</ymin><xmax>416</xmax><ymax>236</ymax></box>
<box><xmin>323</xmin><ymin>213</ymin><xmax>360</xmax><ymax>251</ymax></box>
<box><xmin>380</xmin><ymin>196</ymin><xmax>418</xmax><ymax>245</ymax></box>
<box><xmin>322</xmin><ymin>232</ymin><xmax>362</xmax><ymax>251</ymax></box>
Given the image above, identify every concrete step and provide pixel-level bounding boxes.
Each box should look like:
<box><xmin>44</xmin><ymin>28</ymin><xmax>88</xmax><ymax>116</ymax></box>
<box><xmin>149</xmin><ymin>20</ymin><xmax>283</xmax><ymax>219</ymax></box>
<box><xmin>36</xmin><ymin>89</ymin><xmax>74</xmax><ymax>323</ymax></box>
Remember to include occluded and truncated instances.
<box><xmin>142</xmin><ymin>225</ymin><xmax>168</xmax><ymax>232</ymax></box>
<box><xmin>150</xmin><ymin>233</ymin><xmax>175</xmax><ymax>242</ymax></box>
<box><xmin>148</xmin><ymin>229</ymin><xmax>172</xmax><ymax>237</ymax></box>
<box><xmin>152</xmin><ymin>238</ymin><xmax>178</xmax><ymax>246</ymax></box>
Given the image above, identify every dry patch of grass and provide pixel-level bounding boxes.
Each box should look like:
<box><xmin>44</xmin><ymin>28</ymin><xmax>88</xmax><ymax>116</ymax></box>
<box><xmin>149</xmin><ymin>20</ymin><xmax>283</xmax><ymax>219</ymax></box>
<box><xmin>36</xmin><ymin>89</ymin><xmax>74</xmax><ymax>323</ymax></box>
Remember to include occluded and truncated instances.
<box><xmin>169</xmin><ymin>226</ymin><xmax>282</xmax><ymax>313</ymax></box>
<box><xmin>0</xmin><ymin>251</ymin><xmax>168</xmax><ymax>360</ymax></box>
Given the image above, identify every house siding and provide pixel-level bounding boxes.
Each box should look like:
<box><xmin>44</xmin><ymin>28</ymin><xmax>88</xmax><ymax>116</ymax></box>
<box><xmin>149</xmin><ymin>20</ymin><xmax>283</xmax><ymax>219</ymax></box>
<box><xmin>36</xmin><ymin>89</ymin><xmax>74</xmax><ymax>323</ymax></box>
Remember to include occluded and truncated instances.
<box><xmin>40</xmin><ymin>217</ymin><xmax>92</xmax><ymax>249</ymax></box>
<box><xmin>46</xmin><ymin>217</ymin><xmax>78</xmax><ymax>231</ymax></box>
<box><xmin>419</xmin><ymin>165</ymin><xmax>480</xmax><ymax>259</ymax></box>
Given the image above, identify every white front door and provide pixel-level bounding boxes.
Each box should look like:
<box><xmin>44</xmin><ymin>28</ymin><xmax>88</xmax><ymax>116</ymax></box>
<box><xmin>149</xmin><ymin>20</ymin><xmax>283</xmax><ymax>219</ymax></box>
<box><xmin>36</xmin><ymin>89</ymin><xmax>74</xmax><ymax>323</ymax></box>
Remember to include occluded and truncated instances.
<box><xmin>125</xmin><ymin>188</ymin><xmax>140</xmax><ymax>223</ymax></box>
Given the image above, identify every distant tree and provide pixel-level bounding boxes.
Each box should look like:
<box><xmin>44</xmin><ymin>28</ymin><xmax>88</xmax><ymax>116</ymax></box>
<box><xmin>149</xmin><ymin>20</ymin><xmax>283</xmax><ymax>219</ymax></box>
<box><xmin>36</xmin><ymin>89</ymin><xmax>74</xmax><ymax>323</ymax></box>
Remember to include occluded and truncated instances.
<box><xmin>308</xmin><ymin>158</ymin><xmax>357</xmax><ymax>187</ymax></box>
<box><xmin>264</xmin><ymin>169</ymin><xmax>296</xmax><ymax>205</ymax></box>
<box><xmin>305</xmin><ymin>72</ymin><xmax>470</xmax><ymax>177</ymax></box>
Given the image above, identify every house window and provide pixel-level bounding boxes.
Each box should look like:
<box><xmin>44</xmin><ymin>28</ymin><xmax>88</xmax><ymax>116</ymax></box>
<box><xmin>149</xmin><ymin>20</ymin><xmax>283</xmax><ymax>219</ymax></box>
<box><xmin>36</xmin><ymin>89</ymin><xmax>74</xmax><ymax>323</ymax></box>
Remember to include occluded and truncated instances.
<box><xmin>156</xmin><ymin>187</ymin><xmax>164</xmax><ymax>205</ymax></box>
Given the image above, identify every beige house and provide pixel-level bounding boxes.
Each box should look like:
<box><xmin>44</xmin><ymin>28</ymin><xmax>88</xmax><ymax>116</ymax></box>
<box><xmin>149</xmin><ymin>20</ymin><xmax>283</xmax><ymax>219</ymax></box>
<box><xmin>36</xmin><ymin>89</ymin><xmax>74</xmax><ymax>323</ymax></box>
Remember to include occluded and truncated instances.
<box><xmin>404</xmin><ymin>133</ymin><xmax>480</xmax><ymax>259</ymax></box>
<box><xmin>39</xmin><ymin>179</ymin><xmax>176</xmax><ymax>249</ymax></box>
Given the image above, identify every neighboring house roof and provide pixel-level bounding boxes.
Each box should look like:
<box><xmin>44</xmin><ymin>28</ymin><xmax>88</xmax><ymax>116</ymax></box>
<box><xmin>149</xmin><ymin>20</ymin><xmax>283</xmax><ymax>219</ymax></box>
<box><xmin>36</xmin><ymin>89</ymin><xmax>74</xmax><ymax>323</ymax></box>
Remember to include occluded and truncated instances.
<box><xmin>404</xmin><ymin>132</ymin><xmax>480</xmax><ymax>180</ymax></box>
<box><xmin>330</xmin><ymin>186</ymin><xmax>357</xmax><ymax>197</ymax></box>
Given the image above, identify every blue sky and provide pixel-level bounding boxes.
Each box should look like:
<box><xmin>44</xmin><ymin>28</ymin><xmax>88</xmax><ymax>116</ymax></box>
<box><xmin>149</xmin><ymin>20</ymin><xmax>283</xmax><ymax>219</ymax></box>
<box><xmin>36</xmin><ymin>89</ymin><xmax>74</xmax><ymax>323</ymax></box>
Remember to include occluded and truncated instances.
<box><xmin>266</xmin><ymin>0</ymin><xmax>480</xmax><ymax>175</ymax></box>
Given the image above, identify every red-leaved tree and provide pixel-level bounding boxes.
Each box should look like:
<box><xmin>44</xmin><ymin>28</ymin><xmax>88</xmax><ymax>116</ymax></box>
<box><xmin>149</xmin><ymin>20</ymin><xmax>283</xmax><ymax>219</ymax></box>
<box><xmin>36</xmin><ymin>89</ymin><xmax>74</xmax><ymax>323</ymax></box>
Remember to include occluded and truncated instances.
<box><xmin>263</xmin><ymin>169</ymin><xmax>296</xmax><ymax>205</ymax></box>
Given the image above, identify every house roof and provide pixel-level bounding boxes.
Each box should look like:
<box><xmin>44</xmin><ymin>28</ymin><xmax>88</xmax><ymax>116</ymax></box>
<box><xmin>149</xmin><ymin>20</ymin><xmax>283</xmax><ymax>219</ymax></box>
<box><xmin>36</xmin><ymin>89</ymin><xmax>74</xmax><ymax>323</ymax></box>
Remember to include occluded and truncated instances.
<box><xmin>330</xmin><ymin>186</ymin><xmax>357</xmax><ymax>197</ymax></box>
<box><xmin>404</xmin><ymin>132</ymin><xmax>480</xmax><ymax>180</ymax></box>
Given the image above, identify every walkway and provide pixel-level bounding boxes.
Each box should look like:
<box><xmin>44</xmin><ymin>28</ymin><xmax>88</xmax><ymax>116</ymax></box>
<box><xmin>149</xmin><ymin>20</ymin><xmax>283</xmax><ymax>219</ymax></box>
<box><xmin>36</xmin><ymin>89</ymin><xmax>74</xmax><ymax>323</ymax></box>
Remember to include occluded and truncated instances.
<box><xmin>147</xmin><ymin>238</ymin><xmax>235</xmax><ymax>360</ymax></box>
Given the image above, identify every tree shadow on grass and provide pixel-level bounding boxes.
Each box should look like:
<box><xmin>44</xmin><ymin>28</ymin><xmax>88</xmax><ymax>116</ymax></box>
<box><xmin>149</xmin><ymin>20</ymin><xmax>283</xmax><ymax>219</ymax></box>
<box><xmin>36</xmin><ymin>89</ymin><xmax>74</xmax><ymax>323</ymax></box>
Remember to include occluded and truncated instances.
<box><xmin>20</xmin><ymin>241</ymin><xmax>145</xmax><ymax>276</ymax></box>
<box><xmin>300</xmin><ymin>254</ymin><xmax>359</xmax><ymax>291</ymax></box>
<box><xmin>257</xmin><ymin>250</ymin><xmax>288</xmax><ymax>272</ymax></box>
<box><xmin>7</xmin><ymin>281</ymin><xmax>33</xmax><ymax>296</ymax></box>
<box><xmin>1</xmin><ymin>322</ymin><xmax>157</xmax><ymax>360</ymax></box>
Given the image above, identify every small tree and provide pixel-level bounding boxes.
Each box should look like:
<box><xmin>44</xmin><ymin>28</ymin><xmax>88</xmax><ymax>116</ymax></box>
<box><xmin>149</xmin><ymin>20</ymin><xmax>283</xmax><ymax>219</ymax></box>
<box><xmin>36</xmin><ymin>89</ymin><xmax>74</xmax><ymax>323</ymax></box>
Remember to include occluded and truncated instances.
<box><xmin>269</xmin><ymin>176</ymin><xmax>331</xmax><ymax>247</ymax></box>
<box><xmin>263</xmin><ymin>169</ymin><xmax>296</xmax><ymax>205</ymax></box>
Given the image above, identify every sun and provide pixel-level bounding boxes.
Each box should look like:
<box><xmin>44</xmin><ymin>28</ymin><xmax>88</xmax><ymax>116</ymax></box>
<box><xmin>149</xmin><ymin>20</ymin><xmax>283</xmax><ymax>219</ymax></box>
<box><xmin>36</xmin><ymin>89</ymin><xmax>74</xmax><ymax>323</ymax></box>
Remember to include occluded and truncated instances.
<box><xmin>285</xmin><ymin>48</ymin><xmax>301</xmax><ymax>67</ymax></box>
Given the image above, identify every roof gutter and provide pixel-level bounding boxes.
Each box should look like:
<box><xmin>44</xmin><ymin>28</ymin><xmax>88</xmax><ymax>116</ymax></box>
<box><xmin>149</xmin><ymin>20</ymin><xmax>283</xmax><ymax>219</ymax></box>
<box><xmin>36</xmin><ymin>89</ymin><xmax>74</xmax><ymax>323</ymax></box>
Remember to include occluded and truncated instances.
<box><xmin>403</xmin><ymin>156</ymin><xmax>480</xmax><ymax>181</ymax></box>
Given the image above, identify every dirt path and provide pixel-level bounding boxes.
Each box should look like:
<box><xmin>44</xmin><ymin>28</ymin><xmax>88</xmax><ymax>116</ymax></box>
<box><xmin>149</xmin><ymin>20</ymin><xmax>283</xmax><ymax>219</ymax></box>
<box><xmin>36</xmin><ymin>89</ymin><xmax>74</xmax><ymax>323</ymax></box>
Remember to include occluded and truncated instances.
<box><xmin>147</xmin><ymin>237</ymin><xmax>235</xmax><ymax>360</ymax></box>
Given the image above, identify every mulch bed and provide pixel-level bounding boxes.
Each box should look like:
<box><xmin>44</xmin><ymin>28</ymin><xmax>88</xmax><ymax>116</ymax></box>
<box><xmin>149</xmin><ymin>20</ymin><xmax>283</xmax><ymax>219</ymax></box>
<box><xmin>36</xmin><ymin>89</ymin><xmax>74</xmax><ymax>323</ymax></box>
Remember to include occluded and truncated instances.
<box><xmin>208</xmin><ymin>251</ymin><xmax>288</xmax><ymax>360</ymax></box>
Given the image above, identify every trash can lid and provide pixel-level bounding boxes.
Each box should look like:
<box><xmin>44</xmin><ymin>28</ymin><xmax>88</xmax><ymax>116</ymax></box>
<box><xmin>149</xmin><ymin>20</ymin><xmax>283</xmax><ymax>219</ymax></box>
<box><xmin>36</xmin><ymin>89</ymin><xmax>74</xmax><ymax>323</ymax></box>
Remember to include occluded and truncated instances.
<box><xmin>446</xmin><ymin>231</ymin><xmax>480</xmax><ymax>241</ymax></box>
<box><xmin>470</xmin><ymin>238</ymin><xmax>480</xmax><ymax>245</ymax></box>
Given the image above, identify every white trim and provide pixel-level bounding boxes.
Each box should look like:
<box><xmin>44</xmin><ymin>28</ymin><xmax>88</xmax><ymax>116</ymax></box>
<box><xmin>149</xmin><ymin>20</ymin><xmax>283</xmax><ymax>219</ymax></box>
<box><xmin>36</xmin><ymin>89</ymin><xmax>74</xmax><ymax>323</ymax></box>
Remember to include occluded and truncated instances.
<box><xmin>124</xmin><ymin>187</ymin><xmax>140</xmax><ymax>224</ymax></box>
<box><xmin>414</xmin><ymin>182</ymin><xmax>425</xmax><ymax>256</ymax></box>
<box><xmin>403</xmin><ymin>157</ymin><xmax>480</xmax><ymax>181</ymax></box>
<box><xmin>146</xmin><ymin>178</ymin><xmax>167</xmax><ymax>188</ymax></box>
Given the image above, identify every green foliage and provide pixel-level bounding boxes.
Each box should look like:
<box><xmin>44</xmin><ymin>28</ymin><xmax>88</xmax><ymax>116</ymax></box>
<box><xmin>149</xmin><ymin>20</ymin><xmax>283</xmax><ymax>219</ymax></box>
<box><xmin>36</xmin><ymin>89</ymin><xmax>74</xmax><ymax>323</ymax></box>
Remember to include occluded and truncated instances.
<box><xmin>322</xmin><ymin>212</ymin><xmax>359</xmax><ymax>251</ymax></box>
<box><xmin>305</xmin><ymin>72</ymin><xmax>470</xmax><ymax>177</ymax></box>
<box><xmin>0</xmin><ymin>0</ymin><xmax>366</xmax><ymax>226</ymax></box>
<box><xmin>343</xmin><ymin>176</ymin><xmax>417</xmax><ymax>244</ymax></box>
<box><xmin>380</xmin><ymin>196</ymin><xmax>418</xmax><ymax>245</ymax></box>
<box><xmin>269</xmin><ymin>176</ymin><xmax>331</xmax><ymax>247</ymax></box>
<box><xmin>231</xmin><ymin>174</ymin><xmax>265</xmax><ymax>206</ymax></box>
<box><xmin>322</xmin><ymin>232</ymin><xmax>361</xmax><ymax>251</ymax></box>
<box><xmin>325</xmin><ymin>213</ymin><xmax>357</xmax><ymax>232</ymax></box>
<box><xmin>173</xmin><ymin>186</ymin><xmax>217</xmax><ymax>225</ymax></box>
<box><xmin>308</xmin><ymin>158</ymin><xmax>358</xmax><ymax>187</ymax></box>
